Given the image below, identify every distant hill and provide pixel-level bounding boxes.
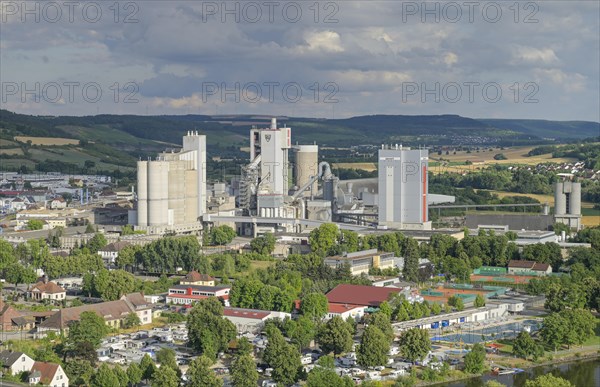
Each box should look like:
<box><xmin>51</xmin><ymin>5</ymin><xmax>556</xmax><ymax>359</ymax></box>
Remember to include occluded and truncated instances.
<box><xmin>478</xmin><ymin>119</ymin><xmax>600</xmax><ymax>140</ymax></box>
<box><xmin>1</xmin><ymin>109</ymin><xmax>598</xmax><ymax>173</ymax></box>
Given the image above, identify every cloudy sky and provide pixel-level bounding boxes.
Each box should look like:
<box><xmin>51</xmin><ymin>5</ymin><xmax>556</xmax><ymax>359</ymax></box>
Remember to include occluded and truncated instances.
<box><xmin>1</xmin><ymin>1</ymin><xmax>599</xmax><ymax>121</ymax></box>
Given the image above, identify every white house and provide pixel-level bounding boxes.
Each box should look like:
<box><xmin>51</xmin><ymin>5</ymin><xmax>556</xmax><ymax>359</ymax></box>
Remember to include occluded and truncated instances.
<box><xmin>0</xmin><ymin>351</ymin><xmax>35</xmax><ymax>376</ymax></box>
<box><xmin>97</xmin><ymin>241</ymin><xmax>131</xmax><ymax>266</ymax></box>
<box><xmin>29</xmin><ymin>361</ymin><xmax>69</xmax><ymax>387</ymax></box>
<box><xmin>325</xmin><ymin>303</ymin><xmax>366</xmax><ymax>321</ymax></box>
<box><xmin>9</xmin><ymin>197</ymin><xmax>28</xmax><ymax>211</ymax></box>
<box><xmin>28</xmin><ymin>278</ymin><xmax>66</xmax><ymax>303</ymax></box>
<box><xmin>49</xmin><ymin>197</ymin><xmax>67</xmax><ymax>209</ymax></box>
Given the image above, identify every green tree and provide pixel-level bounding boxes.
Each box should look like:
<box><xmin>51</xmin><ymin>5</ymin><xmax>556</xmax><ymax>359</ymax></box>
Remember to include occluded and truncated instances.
<box><xmin>357</xmin><ymin>325</ymin><xmax>389</xmax><ymax>368</ymax></box>
<box><xmin>300</xmin><ymin>292</ymin><xmax>329</xmax><ymax>321</ymax></box>
<box><xmin>398</xmin><ymin>328</ymin><xmax>431</xmax><ymax>363</ymax></box>
<box><xmin>513</xmin><ymin>331</ymin><xmax>543</xmax><ymax>360</ymax></box>
<box><xmin>524</xmin><ymin>374</ymin><xmax>574</xmax><ymax>387</ymax></box>
<box><xmin>317</xmin><ymin>316</ymin><xmax>353</xmax><ymax>355</ymax></box>
<box><xmin>68</xmin><ymin>311</ymin><xmax>109</xmax><ymax>349</ymax></box>
<box><xmin>151</xmin><ymin>364</ymin><xmax>179</xmax><ymax>387</ymax></box>
<box><xmin>231</xmin><ymin>353</ymin><xmax>258</xmax><ymax>387</ymax></box>
<box><xmin>367</xmin><ymin>312</ymin><xmax>394</xmax><ymax>340</ymax></box>
<box><xmin>474</xmin><ymin>294</ymin><xmax>486</xmax><ymax>307</ymax></box>
<box><xmin>209</xmin><ymin>225</ymin><xmax>237</xmax><ymax>246</ymax></box>
<box><xmin>378</xmin><ymin>301</ymin><xmax>393</xmax><ymax>319</ymax></box>
<box><xmin>464</xmin><ymin>343</ymin><xmax>486</xmax><ymax>374</ymax></box>
<box><xmin>156</xmin><ymin>347</ymin><xmax>181</xmax><ymax>376</ymax></box>
<box><xmin>140</xmin><ymin>354</ymin><xmax>157</xmax><ymax>383</ymax></box>
<box><xmin>187</xmin><ymin>297</ymin><xmax>237</xmax><ymax>361</ymax></box>
<box><xmin>263</xmin><ymin>327</ymin><xmax>301</xmax><ymax>385</ymax></box>
<box><xmin>402</xmin><ymin>239</ymin><xmax>420</xmax><ymax>282</ymax></box>
<box><xmin>123</xmin><ymin>312</ymin><xmax>141</xmax><ymax>329</ymax></box>
<box><xmin>250</xmin><ymin>233</ymin><xmax>276</xmax><ymax>254</ymax></box>
<box><xmin>27</xmin><ymin>219</ymin><xmax>44</xmax><ymax>230</ymax></box>
<box><xmin>309</xmin><ymin>223</ymin><xmax>340</xmax><ymax>255</ymax></box>
<box><xmin>87</xmin><ymin>233</ymin><xmax>107</xmax><ymax>253</ymax></box>
<box><xmin>307</xmin><ymin>355</ymin><xmax>354</xmax><ymax>387</ymax></box>
<box><xmin>286</xmin><ymin>316</ymin><xmax>317</xmax><ymax>350</ymax></box>
<box><xmin>64</xmin><ymin>359</ymin><xmax>95</xmax><ymax>386</ymax></box>
<box><xmin>126</xmin><ymin>363</ymin><xmax>143</xmax><ymax>386</ymax></box>
<box><xmin>113</xmin><ymin>366</ymin><xmax>129</xmax><ymax>387</ymax></box>
<box><xmin>448</xmin><ymin>295</ymin><xmax>465</xmax><ymax>311</ymax></box>
<box><xmin>540</xmin><ymin>312</ymin><xmax>567</xmax><ymax>352</ymax></box>
<box><xmin>91</xmin><ymin>363</ymin><xmax>119</xmax><ymax>387</ymax></box>
<box><xmin>187</xmin><ymin>356</ymin><xmax>223</xmax><ymax>387</ymax></box>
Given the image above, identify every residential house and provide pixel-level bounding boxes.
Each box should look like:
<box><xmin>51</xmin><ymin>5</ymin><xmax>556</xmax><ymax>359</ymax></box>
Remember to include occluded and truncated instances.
<box><xmin>507</xmin><ymin>260</ymin><xmax>552</xmax><ymax>276</ymax></box>
<box><xmin>38</xmin><ymin>293</ymin><xmax>152</xmax><ymax>334</ymax></box>
<box><xmin>28</xmin><ymin>278</ymin><xmax>66</xmax><ymax>303</ymax></box>
<box><xmin>97</xmin><ymin>241</ymin><xmax>131</xmax><ymax>266</ymax></box>
<box><xmin>0</xmin><ymin>351</ymin><xmax>35</xmax><ymax>376</ymax></box>
<box><xmin>29</xmin><ymin>361</ymin><xmax>69</xmax><ymax>387</ymax></box>
<box><xmin>180</xmin><ymin>271</ymin><xmax>216</xmax><ymax>286</ymax></box>
<box><xmin>49</xmin><ymin>197</ymin><xmax>67</xmax><ymax>210</ymax></box>
<box><xmin>0</xmin><ymin>298</ymin><xmax>31</xmax><ymax>331</ymax></box>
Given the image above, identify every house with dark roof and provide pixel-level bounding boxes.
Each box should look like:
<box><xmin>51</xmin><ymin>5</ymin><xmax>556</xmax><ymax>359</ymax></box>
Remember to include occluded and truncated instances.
<box><xmin>97</xmin><ymin>241</ymin><xmax>131</xmax><ymax>265</ymax></box>
<box><xmin>326</xmin><ymin>284</ymin><xmax>402</xmax><ymax>308</ymax></box>
<box><xmin>180</xmin><ymin>270</ymin><xmax>215</xmax><ymax>286</ymax></box>
<box><xmin>0</xmin><ymin>350</ymin><xmax>35</xmax><ymax>376</ymax></box>
<box><xmin>0</xmin><ymin>299</ymin><xmax>32</xmax><ymax>331</ymax></box>
<box><xmin>28</xmin><ymin>361</ymin><xmax>69</xmax><ymax>386</ymax></box>
<box><xmin>28</xmin><ymin>278</ymin><xmax>66</xmax><ymax>303</ymax></box>
<box><xmin>38</xmin><ymin>293</ymin><xmax>152</xmax><ymax>333</ymax></box>
<box><xmin>507</xmin><ymin>260</ymin><xmax>552</xmax><ymax>276</ymax></box>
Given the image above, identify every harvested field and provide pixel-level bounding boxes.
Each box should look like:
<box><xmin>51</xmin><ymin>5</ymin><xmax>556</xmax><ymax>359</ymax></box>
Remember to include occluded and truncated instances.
<box><xmin>332</xmin><ymin>162</ymin><xmax>377</xmax><ymax>172</ymax></box>
<box><xmin>14</xmin><ymin>136</ymin><xmax>79</xmax><ymax>146</ymax></box>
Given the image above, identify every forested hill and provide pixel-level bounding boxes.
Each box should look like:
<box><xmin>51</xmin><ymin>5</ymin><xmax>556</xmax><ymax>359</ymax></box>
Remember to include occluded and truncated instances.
<box><xmin>2</xmin><ymin>110</ymin><xmax>598</xmax><ymax>148</ymax></box>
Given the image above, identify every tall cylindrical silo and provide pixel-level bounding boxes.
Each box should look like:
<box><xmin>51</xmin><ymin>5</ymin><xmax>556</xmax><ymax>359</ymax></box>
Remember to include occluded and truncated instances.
<box><xmin>569</xmin><ymin>182</ymin><xmax>581</xmax><ymax>215</ymax></box>
<box><xmin>147</xmin><ymin>161</ymin><xmax>169</xmax><ymax>226</ymax></box>
<box><xmin>554</xmin><ymin>182</ymin><xmax>566</xmax><ymax>215</ymax></box>
<box><xmin>137</xmin><ymin>161</ymin><xmax>148</xmax><ymax>226</ymax></box>
<box><xmin>295</xmin><ymin>145</ymin><xmax>318</xmax><ymax>196</ymax></box>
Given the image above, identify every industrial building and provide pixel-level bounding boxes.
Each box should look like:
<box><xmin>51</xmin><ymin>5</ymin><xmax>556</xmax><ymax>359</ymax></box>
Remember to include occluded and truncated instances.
<box><xmin>324</xmin><ymin>248</ymin><xmax>395</xmax><ymax>276</ymax></box>
<box><xmin>378</xmin><ymin>145</ymin><xmax>431</xmax><ymax>230</ymax></box>
<box><xmin>554</xmin><ymin>176</ymin><xmax>582</xmax><ymax>230</ymax></box>
<box><xmin>134</xmin><ymin>131</ymin><xmax>206</xmax><ymax>235</ymax></box>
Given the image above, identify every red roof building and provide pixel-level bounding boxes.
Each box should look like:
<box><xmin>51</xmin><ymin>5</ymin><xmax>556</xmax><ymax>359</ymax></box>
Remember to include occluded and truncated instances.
<box><xmin>326</xmin><ymin>284</ymin><xmax>401</xmax><ymax>308</ymax></box>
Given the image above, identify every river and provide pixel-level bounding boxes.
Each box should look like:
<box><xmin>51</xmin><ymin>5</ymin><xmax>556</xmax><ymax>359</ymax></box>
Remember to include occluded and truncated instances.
<box><xmin>441</xmin><ymin>358</ymin><xmax>600</xmax><ymax>387</ymax></box>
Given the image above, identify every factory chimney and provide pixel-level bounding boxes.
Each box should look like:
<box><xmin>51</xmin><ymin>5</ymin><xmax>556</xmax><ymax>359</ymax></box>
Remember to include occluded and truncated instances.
<box><xmin>271</xmin><ymin>118</ymin><xmax>277</xmax><ymax>129</ymax></box>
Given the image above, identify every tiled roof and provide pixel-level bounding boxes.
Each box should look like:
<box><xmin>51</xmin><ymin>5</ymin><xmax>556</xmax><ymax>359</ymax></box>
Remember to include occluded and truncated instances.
<box><xmin>326</xmin><ymin>284</ymin><xmax>401</xmax><ymax>307</ymax></box>
<box><xmin>223</xmin><ymin>307</ymin><xmax>270</xmax><ymax>320</ymax></box>
<box><xmin>100</xmin><ymin>241</ymin><xmax>131</xmax><ymax>252</ymax></box>
<box><xmin>508</xmin><ymin>260</ymin><xmax>551</xmax><ymax>271</ymax></box>
<box><xmin>30</xmin><ymin>361</ymin><xmax>60</xmax><ymax>385</ymax></box>
<box><xmin>183</xmin><ymin>271</ymin><xmax>215</xmax><ymax>282</ymax></box>
<box><xmin>169</xmin><ymin>284</ymin><xmax>230</xmax><ymax>292</ymax></box>
<box><xmin>29</xmin><ymin>281</ymin><xmax>65</xmax><ymax>294</ymax></box>
<box><xmin>508</xmin><ymin>260</ymin><xmax>535</xmax><ymax>269</ymax></box>
<box><xmin>0</xmin><ymin>351</ymin><xmax>27</xmax><ymax>367</ymax></box>
<box><xmin>39</xmin><ymin>293</ymin><xmax>150</xmax><ymax>330</ymax></box>
<box><xmin>328</xmin><ymin>303</ymin><xmax>364</xmax><ymax>314</ymax></box>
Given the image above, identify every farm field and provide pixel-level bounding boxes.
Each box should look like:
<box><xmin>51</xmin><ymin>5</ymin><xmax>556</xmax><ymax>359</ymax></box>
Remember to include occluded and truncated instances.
<box><xmin>14</xmin><ymin>136</ymin><xmax>79</xmax><ymax>145</ymax></box>
<box><xmin>27</xmin><ymin>147</ymin><xmax>133</xmax><ymax>170</ymax></box>
<box><xmin>0</xmin><ymin>148</ymin><xmax>24</xmax><ymax>155</ymax></box>
<box><xmin>332</xmin><ymin>162</ymin><xmax>377</xmax><ymax>171</ymax></box>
